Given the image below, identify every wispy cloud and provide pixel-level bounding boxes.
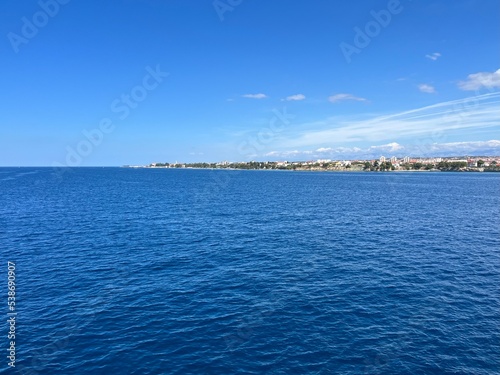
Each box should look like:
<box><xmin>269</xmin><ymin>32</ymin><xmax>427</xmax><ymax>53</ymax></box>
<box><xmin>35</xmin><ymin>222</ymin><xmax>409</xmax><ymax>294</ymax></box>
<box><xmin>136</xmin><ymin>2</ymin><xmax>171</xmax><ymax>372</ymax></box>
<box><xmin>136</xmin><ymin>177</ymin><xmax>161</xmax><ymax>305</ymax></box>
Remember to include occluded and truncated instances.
<box><xmin>328</xmin><ymin>93</ymin><xmax>367</xmax><ymax>103</ymax></box>
<box><xmin>418</xmin><ymin>83</ymin><xmax>436</xmax><ymax>93</ymax></box>
<box><xmin>425</xmin><ymin>52</ymin><xmax>441</xmax><ymax>61</ymax></box>
<box><xmin>242</xmin><ymin>93</ymin><xmax>267</xmax><ymax>99</ymax></box>
<box><xmin>458</xmin><ymin>68</ymin><xmax>500</xmax><ymax>91</ymax></box>
<box><xmin>265</xmin><ymin>140</ymin><xmax>500</xmax><ymax>160</ymax></box>
<box><xmin>283</xmin><ymin>94</ymin><xmax>305</xmax><ymax>101</ymax></box>
<box><xmin>258</xmin><ymin>92</ymin><xmax>500</xmax><ymax>151</ymax></box>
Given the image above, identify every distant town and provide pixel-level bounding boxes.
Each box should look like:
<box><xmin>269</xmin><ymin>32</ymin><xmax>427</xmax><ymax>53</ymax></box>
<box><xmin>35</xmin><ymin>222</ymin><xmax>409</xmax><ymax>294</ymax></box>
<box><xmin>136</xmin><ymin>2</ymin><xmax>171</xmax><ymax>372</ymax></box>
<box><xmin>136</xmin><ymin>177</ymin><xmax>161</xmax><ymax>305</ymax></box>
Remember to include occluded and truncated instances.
<box><xmin>126</xmin><ymin>156</ymin><xmax>500</xmax><ymax>172</ymax></box>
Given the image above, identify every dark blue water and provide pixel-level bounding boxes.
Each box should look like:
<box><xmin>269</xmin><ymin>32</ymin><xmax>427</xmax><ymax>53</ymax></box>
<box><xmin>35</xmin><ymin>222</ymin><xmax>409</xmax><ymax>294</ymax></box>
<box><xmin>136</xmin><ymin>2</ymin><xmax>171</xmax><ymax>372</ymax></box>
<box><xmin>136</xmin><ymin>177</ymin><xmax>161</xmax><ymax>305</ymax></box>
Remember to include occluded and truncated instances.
<box><xmin>1</xmin><ymin>168</ymin><xmax>499</xmax><ymax>374</ymax></box>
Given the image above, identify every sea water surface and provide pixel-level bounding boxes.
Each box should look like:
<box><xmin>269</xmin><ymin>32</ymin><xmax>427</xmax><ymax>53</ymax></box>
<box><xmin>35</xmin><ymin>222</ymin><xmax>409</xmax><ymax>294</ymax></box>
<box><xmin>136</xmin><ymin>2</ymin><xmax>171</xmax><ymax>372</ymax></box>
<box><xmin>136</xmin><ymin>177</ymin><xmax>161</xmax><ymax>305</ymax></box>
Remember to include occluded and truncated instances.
<box><xmin>1</xmin><ymin>168</ymin><xmax>499</xmax><ymax>374</ymax></box>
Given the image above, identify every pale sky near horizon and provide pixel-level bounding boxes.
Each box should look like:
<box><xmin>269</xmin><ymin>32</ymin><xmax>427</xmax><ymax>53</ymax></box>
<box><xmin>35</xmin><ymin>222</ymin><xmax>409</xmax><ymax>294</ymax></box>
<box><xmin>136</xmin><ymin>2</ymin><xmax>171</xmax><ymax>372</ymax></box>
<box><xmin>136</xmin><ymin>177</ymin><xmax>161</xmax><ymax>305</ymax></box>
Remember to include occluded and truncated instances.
<box><xmin>1</xmin><ymin>0</ymin><xmax>499</xmax><ymax>166</ymax></box>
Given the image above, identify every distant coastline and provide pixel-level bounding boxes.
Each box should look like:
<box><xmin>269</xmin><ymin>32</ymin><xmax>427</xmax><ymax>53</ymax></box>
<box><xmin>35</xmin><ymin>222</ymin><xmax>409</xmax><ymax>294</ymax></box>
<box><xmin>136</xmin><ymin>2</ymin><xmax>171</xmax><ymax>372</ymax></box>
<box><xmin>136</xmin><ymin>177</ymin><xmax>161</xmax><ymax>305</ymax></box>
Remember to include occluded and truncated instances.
<box><xmin>125</xmin><ymin>156</ymin><xmax>500</xmax><ymax>173</ymax></box>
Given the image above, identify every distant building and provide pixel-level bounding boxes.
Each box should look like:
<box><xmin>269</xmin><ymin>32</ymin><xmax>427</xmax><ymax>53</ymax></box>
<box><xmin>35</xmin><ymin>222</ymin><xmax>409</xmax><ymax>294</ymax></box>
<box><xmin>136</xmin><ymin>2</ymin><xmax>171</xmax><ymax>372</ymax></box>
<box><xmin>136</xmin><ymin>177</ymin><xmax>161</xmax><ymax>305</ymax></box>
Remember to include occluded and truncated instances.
<box><xmin>467</xmin><ymin>159</ymin><xmax>477</xmax><ymax>168</ymax></box>
<box><xmin>380</xmin><ymin>156</ymin><xmax>386</xmax><ymax>163</ymax></box>
<box><xmin>390</xmin><ymin>156</ymin><xmax>397</xmax><ymax>163</ymax></box>
<box><xmin>403</xmin><ymin>156</ymin><xmax>410</xmax><ymax>163</ymax></box>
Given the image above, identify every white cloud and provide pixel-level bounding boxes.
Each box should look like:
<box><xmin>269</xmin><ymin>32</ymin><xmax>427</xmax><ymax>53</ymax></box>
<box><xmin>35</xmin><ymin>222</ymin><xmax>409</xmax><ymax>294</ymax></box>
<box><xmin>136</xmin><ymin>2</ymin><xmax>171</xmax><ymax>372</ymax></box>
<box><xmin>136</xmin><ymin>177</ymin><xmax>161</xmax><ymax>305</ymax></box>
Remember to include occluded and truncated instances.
<box><xmin>242</xmin><ymin>93</ymin><xmax>267</xmax><ymax>99</ymax></box>
<box><xmin>265</xmin><ymin>150</ymin><xmax>311</xmax><ymax>158</ymax></box>
<box><xmin>259</xmin><ymin>92</ymin><xmax>500</xmax><ymax>151</ymax></box>
<box><xmin>425</xmin><ymin>52</ymin><xmax>441</xmax><ymax>61</ymax></box>
<box><xmin>418</xmin><ymin>84</ymin><xmax>436</xmax><ymax>93</ymax></box>
<box><xmin>265</xmin><ymin>140</ymin><xmax>500</xmax><ymax>160</ymax></box>
<box><xmin>458</xmin><ymin>69</ymin><xmax>500</xmax><ymax>91</ymax></box>
<box><xmin>368</xmin><ymin>142</ymin><xmax>404</xmax><ymax>152</ymax></box>
<box><xmin>316</xmin><ymin>147</ymin><xmax>333</xmax><ymax>152</ymax></box>
<box><xmin>427</xmin><ymin>140</ymin><xmax>500</xmax><ymax>155</ymax></box>
<box><xmin>328</xmin><ymin>93</ymin><xmax>367</xmax><ymax>103</ymax></box>
<box><xmin>283</xmin><ymin>94</ymin><xmax>305</xmax><ymax>101</ymax></box>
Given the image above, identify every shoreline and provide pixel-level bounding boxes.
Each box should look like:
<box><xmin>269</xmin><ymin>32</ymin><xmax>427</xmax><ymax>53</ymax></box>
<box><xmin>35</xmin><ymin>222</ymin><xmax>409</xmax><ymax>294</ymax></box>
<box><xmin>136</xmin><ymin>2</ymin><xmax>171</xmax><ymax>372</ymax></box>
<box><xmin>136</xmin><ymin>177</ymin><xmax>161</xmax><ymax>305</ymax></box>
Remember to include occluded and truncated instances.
<box><xmin>128</xmin><ymin>167</ymin><xmax>499</xmax><ymax>173</ymax></box>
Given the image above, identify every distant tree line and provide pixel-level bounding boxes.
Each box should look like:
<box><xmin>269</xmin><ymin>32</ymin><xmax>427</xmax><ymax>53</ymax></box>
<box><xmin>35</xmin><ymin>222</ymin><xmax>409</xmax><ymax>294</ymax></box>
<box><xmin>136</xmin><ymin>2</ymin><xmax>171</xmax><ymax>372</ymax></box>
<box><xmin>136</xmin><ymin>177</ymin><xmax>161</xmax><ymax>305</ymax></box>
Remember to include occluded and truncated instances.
<box><xmin>363</xmin><ymin>161</ymin><xmax>395</xmax><ymax>171</ymax></box>
<box><xmin>484</xmin><ymin>160</ymin><xmax>500</xmax><ymax>172</ymax></box>
<box><xmin>396</xmin><ymin>161</ymin><xmax>467</xmax><ymax>171</ymax></box>
<box><xmin>148</xmin><ymin>159</ymin><xmax>500</xmax><ymax>172</ymax></box>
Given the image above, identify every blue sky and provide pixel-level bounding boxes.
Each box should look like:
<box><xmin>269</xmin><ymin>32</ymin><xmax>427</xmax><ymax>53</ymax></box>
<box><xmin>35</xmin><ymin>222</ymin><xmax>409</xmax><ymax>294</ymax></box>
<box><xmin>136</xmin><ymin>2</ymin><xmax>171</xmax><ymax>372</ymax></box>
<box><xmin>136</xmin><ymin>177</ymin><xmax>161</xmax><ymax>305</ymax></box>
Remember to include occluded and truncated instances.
<box><xmin>1</xmin><ymin>0</ymin><xmax>499</xmax><ymax>166</ymax></box>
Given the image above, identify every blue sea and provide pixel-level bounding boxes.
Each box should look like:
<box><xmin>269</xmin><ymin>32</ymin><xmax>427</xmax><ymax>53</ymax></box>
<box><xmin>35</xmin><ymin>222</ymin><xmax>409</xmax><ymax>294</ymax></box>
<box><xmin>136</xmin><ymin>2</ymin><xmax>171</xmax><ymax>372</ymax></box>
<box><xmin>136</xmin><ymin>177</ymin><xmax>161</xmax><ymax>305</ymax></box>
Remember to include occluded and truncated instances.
<box><xmin>1</xmin><ymin>168</ymin><xmax>499</xmax><ymax>374</ymax></box>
